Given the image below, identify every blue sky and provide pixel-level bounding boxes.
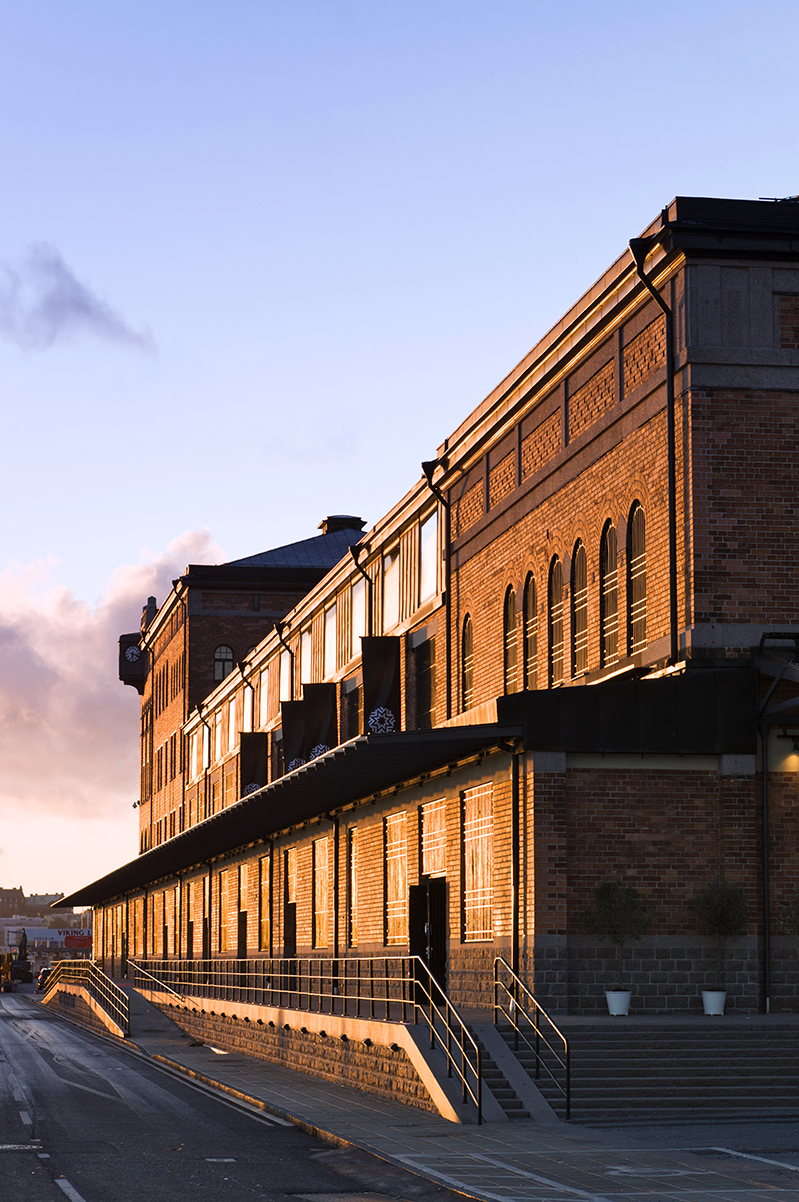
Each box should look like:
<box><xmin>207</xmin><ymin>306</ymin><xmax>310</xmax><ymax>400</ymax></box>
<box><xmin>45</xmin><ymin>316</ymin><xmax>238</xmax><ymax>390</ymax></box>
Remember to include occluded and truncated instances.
<box><xmin>1</xmin><ymin>0</ymin><xmax>797</xmax><ymax>892</ymax></box>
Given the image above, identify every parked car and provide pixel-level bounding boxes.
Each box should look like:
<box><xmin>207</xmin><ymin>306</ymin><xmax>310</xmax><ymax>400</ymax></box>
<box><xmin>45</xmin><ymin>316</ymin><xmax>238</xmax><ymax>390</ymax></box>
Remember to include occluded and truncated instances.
<box><xmin>36</xmin><ymin>967</ymin><xmax>52</xmax><ymax>991</ymax></box>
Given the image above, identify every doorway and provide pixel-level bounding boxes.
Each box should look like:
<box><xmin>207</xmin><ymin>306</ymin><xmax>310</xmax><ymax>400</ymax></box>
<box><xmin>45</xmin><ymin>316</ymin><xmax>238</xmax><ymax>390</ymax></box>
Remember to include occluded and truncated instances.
<box><xmin>409</xmin><ymin>876</ymin><xmax>447</xmax><ymax>996</ymax></box>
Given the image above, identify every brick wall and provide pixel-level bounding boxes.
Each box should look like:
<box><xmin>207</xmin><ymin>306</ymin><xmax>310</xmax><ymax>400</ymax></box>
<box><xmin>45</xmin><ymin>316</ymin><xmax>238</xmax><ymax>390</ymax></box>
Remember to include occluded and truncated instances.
<box><xmin>569</xmin><ymin>360</ymin><xmax>615</xmax><ymax>440</ymax></box>
<box><xmin>779</xmin><ymin>294</ymin><xmax>799</xmax><ymax>349</ymax></box>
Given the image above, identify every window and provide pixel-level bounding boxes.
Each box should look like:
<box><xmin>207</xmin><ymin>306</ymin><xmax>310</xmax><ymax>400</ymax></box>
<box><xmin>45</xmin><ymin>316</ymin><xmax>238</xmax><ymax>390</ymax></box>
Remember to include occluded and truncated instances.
<box><xmin>461</xmin><ymin>615</ymin><xmax>474</xmax><ymax>711</ymax></box>
<box><xmin>571</xmin><ymin>541</ymin><xmax>588</xmax><ymax>676</ymax></box>
<box><xmin>214</xmin><ymin>645</ymin><xmax>234</xmax><ymax>682</ymax></box>
<box><xmin>259</xmin><ymin>667</ymin><xmax>270</xmax><ymax>727</ymax></box>
<box><xmin>324</xmin><ymin>604</ymin><xmax>337</xmax><ymax>678</ymax></box>
<box><xmin>214</xmin><ymin>712</ymin><xmax>222</xmax><ymax>763</ymax></box>
<box><xmin>351</xmin><ymin>576</ymin><xmax>367</xmax><ymax>648</ymax></box>
<box><xmin>419</xmin><ymin>511</ymin><xmax>439</xmax><ymax>603</ymax></box>
<box><xmin>242</xmin><ymin>685</ymin><xmax>253</xmax><ymax>733</ymax></box>
<box><xmin>628</xmin><ymin>502</ymin><xmax>646</xmax><ymax>654</ymax></box>
<box><xmin>279</xmin><ymin>649</ymin><xmax>292</xmax><ymax>702</ymax></box>
<box><xmin>548</xmin><ymin>558</ymin><xmax>564</xmax><ymax>686</ymax></box>
<box><xmin>228</xmin><ymin>696</ymin><xmax>237</xmax><ymax>752</ymax></box>
<box><xmin>463</xmin><ymin>784</ymin><xmax>493</xmax><ymax>941</ymax></box>
<box><xmin>345</xmin><ymin>682</ymin><xmax>363</xmax><ymax>738</ymax></box>
<box><xmin>503</xmin><ymin>586</ymin><xmax>518</xmax><ymax>694</ymax></box>
<box><xmin>523</xmin><ymin>574</ymin><xmax>538</xmax><ymax>690</ymax></box>
<box><xmin>600</xmin><ymin>522</ymin><xmax>618</xmax><ymax>666</ymax></box>
<box><xmin>348</xmin><ymin>828</ymin><xmax>358</xmax><ymax>947</ymax></box>
<box><xmin>218</xmin><ymin>869</ymin><xmax>230</xmax><ymax>953</ymax></box>
<box><xmin>383</xmin><ymin>548</ymin><xmax>400</xmax><ymax>631</ymax></box>
<box><xmin>313</xmin><ymin>837</ymin><xmax>329</xmax><ymax>948</ymax></box>
<box><xmin>415</xmin><ymin>637</ymin><xmax>436</xmax><ymax>730</ymax></box>
<box><xmin>385</xmin><ymin>812</ymin><xmax>408</xmax><ymax>944</ymax></box>
<box><xmin>300</xmin><ymin>629</ymin><xmax>312</xmax><ymax>686</ymax></box>
<box><xmin>259</xmin><ymin>855</ymin><xmax>270</xmax><ymax>951</ymax></box>
<box><xmin>421</xmin><ymin>799</ymin><xmax>447</xmax><ymax>877</ymax></box>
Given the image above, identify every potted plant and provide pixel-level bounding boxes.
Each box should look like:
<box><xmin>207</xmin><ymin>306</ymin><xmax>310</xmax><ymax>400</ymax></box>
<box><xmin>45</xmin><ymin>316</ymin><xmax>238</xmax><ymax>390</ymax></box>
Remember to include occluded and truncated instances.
<box><xmin>581</xmin><ymin>880</ymin><xmax>654</xmax><ymax>1015</ymax></box>
<box><xmin>689</xmin><ymin>875</ymin><xmax>748</xmax><ymax>1015</ymax></box>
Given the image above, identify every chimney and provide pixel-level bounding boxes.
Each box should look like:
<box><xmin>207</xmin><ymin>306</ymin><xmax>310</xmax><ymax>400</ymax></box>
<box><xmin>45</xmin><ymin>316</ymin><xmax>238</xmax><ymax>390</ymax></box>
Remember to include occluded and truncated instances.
<box><xmin>140</xmin><ymin>596</ymin><xmax>158</xmax><ymax>632</ymax></box>
<box><xmin>318</xmin><ymin>515</ymin><xmax>366</xmax><ymax>535</ymax></box>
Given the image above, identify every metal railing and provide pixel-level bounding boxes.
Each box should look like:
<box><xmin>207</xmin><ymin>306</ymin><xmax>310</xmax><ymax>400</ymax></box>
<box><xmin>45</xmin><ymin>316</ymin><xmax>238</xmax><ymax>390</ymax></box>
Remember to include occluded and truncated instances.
<box><xmin>130</xmin><ymin>956</ymin><xmax>482</xmax><ymax>1122</ymax></box>
<box><xmin>493</xmin><ymin>957</ymin><xmax>570</xmax><ymax>1119</ymax></box>
<box><xmin>43</xmin><ymin>960</ymin><xmax>130</xmax><ymax>1037</ymax></box>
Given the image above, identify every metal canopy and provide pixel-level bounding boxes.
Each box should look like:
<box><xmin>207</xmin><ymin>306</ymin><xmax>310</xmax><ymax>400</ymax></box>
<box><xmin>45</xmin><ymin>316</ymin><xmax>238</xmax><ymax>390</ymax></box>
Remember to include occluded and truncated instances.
<box><xmin>59</xmin><ymin>724</ymin><xmax>521</xmax><ymax>908</ymax></box>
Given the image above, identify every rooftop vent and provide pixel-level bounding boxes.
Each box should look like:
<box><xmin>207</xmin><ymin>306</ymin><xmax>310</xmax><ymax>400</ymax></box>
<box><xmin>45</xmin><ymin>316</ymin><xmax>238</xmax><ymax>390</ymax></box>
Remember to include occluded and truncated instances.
<box><xmin>317</xmin><ymin>515</ymin><xmax>366</xmax><ymax>535</ymax></box>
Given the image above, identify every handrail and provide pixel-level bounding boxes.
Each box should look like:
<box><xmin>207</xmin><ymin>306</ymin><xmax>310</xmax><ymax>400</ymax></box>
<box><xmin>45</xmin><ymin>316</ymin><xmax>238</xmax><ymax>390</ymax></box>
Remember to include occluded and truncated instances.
<box><xmin>493</xmin><ymin>957</ymin><xmax>570</xmax><ymax>1119</ymax></box>
<box><xmin>129</xmin><ymin>955</ymin><xmax>482</xmax><ymax>1122</ymax></box>
<box><xmin>43</xmin><ymin>960</ymin><xmax>130</xmax><ymax>1037</ymax></box>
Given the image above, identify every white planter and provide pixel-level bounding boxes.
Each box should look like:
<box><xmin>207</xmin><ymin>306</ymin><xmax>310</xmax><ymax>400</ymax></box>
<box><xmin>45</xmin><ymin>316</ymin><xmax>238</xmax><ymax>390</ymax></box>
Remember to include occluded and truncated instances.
<box><xmin>606</xmin><ymin>989</ymin><xmax>631</xmax><ymax>1016</ymax></box>
<box><xmin>702</xmin><ymin>989</ymin><xmax>727</xmax><ymax>1015</ymax></box>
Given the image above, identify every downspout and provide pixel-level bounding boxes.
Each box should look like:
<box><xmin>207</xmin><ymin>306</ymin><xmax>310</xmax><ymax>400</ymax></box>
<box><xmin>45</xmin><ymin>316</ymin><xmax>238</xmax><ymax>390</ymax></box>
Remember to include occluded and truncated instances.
<box><xmin>629</xmin><ymin>221</ymin><xmax>679</xmax><ymax>665</ymax></box>
<box><xmin>197</xmin><ymin>704</ymin><xmax>212</xmax><ymax>819</ymax></box>
<box><xmin>349</xmin><ymin>543</ymin><xmax>374</xmax><ymax>637</ymax></box>
<box><xmin>421</xmin><ymin>460</ymin><xmax>452</xmax><ymax>720</ymax></box>
<box><xmin>511</xmin><ymin>745</ymin><xmax>521</xmax><ymax>975</ymax></box>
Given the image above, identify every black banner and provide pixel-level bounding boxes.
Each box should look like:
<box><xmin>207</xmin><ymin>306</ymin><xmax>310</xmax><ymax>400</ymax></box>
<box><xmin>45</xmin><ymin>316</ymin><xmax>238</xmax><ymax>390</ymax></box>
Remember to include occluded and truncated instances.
<box><xmin>361</xmin><ymin>636</ymin><xmax>401</xmax><ymax>734</ymax></box>
<box><xmin>302</xmin><ymin>683</ymin><xmax>338</xmax><ymax>759</ymax></box>
<box><xmin>281</xmin><ymin>701</ymin><xmax>307</xmax><ymax>772</ymax></box>
<box><xmin>240</xmin><ymin>732</ymin><xmax>269</xmax><ymax>795</ymax></box>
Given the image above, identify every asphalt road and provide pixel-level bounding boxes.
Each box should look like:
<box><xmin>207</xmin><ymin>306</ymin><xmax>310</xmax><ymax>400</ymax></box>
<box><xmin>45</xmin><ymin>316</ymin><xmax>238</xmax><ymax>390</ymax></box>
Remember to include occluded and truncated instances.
<box><xmin>0</xmin><ymin>991</ymin><xmax>464</xmax><ymax>1202</ymax></box>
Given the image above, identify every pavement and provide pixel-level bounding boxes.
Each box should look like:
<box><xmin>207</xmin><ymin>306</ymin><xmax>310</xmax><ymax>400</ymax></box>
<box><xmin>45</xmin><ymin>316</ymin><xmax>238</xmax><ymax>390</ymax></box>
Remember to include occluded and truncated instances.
<box><xmin>35</xmin><ymin>984</ymin><xmax>799</xmax><ymax>1201</ymax></box>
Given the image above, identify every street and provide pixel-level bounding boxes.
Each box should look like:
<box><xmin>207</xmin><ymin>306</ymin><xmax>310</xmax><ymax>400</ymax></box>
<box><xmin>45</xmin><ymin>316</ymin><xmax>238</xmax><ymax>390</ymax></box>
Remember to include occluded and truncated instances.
<box><xmin>0</xmin><ymin>991</ymin><xmax>462</xmax><ymax>1202</ymax></box>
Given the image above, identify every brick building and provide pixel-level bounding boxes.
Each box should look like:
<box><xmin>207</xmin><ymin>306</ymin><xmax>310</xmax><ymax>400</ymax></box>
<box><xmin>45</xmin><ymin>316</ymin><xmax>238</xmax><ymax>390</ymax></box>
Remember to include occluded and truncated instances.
<box><xmin>63</xmin><ymin>196</ymin><xmax>799</xmax><ymax>1024</ymax></box>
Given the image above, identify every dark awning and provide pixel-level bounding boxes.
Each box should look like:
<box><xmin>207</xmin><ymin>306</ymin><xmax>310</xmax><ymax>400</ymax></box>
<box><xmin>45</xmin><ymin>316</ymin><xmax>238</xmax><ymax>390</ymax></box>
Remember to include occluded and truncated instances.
<box><xmin>59</xmin><ymin>724</ymin><xmax>521</xmax><ymax>908</ymax></box>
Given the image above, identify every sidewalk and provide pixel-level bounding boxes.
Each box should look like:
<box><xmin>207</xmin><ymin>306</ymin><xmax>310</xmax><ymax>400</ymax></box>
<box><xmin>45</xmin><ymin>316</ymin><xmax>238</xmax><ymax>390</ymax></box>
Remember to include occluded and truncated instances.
<box><xmin>113</xmin><ymin>986</ymin><xmax>799</xmax><ymax>1201</ymax></box>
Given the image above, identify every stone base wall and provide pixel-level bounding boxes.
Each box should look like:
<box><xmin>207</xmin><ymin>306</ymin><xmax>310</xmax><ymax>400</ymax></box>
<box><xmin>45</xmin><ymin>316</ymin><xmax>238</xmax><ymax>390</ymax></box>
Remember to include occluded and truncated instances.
<box><xmin>152</xmin><ymin>1000</ymin><xmax>436</xmax><ymax>1113</ymax></box>
<box><xmin>43</xmin><ymin>987</ymin><xmax>112</xmax><ymax>1035</ymax></box>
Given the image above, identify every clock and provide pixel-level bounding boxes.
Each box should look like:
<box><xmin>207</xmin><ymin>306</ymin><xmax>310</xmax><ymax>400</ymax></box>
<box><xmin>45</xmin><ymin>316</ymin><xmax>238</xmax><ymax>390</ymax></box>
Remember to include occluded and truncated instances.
<box><xmin>125</xmin><ymin>645</ymin><xmax>141</xmax><ymax>663</ymax></box>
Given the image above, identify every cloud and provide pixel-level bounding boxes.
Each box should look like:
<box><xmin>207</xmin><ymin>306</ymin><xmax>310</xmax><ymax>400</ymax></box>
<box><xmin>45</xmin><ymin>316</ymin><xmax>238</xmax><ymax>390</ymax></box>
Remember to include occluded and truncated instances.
<box><xmin>0</xmin><ymin>243</ymin><xmax>154</xmax><ymax>351</ymax></box>
<box><xmin>0</xmin><ymin>529</ymin><xmax>224</xmax><ymax>835</ymax></box>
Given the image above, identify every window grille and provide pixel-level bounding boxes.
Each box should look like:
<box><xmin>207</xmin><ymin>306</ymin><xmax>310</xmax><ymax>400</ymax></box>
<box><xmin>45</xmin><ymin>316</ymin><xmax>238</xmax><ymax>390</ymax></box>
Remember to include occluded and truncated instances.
<box><xmin>259</xmin><ymin>855</ymin><xmax>270</xmax><ymax>951</ymax></box>
<box><xmin>422</xmin><ymin>799</ymin><xmax>447</xmax><ymax>877</ymax></box>
<box><xmin>628</xmin><ymin>503</ymin><xmax>647</xmax><ymax>654</ymax></box>
<box><xmin>324</xmin><ymin>604</ymin><xmax>337</xmax><ymax>679</ymax></box>
<box><xmin>214</xmin><ymin>645</ymin><xmax>234</xmax><ymax>681</ymax></box>
<box><xmin>461</xmin><ymin>615</ymin><xmax>474</xmax><ymax>711</ymax></box>
<box><xmin>385</xmin><ymin>813</ymin><xmax>408</xmax><ymax>944</ymax></box>
<box><xmin>571</xmin><ymin>542</ymin><xmax>588</xmax><ymax>676</ymax></box>
<box><xmin>218</xmin><ymin>869</ymin><xmax>230</xmax><ymax>953</ymax></box>
<box><xmin>463</xmin><ymin>784</ymin><xmax>493</xmax><ymax>941</ymax></box>
<box><xmin>313</xmin><ymin>837</ymin><xmax>329</xmax><ymax>948</ymax></box>
<box><xmin>548</xmin><ymin>558</ymin><xmax>564</xmax><ymax>685</ymax></box>
<box><xmin>523</xmin><ymin>574</ymin><xmax>538</xmax><ymax>689</ymax></box>
<box><xmin>600</xmin><ymin>522</ymin><xmax>618</xmax><ymax>666</ymax></box>
<box><xmin>503</xmin><ymin>586</ymin><xmax>518</xmax><ymax>694</ymax></box>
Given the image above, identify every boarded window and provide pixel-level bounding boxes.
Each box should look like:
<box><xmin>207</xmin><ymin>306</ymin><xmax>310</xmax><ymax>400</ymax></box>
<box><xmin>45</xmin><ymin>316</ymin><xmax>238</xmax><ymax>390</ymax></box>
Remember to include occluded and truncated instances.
<box><xmin>385</xmin><ymin>813</ymin><xmax>408</xmax><ymax>945</ymax></box>
<box><xmin>503</xmin><ymin>586</ymin><xmax>518</xmax><ymax>694</ymax></box>
<box><xmin>628</xmin><ymin>503</ymin><xmax>646</xmax><ymax>654</ymax></box>
<box><xmin>300</xmin><ymin>629</ymin><xmax>312</xmax><ymax>686</ymax></box>
<box><xmin>571</xmin><ymin>541</ymin><xmax>588</xmax><ymax>676</ymax></box>
<box><xmin>218</xmin><ymin>869</ymin><xmax>230</xmax><ymax>953</ymax></box>
<box><xmin>463</xmin><ymin>784</ymin><xmax>493</xmax><ymax>941</ymax></box>
<box><xmin>523</xmin><ymin>574</ymin><xmax>538</xmax><ymax>690</ymax></box>
<box><xmin>279</xmin><ymin>650</ymin><xmax>292</xmax><ymax>702</ymax></box>
<box><xmin>259</xmin><ymin>855</ymin><xmax>270</xmax><ymax>951</ymax></box>
<box><xmin>600</xmin><ymin>522</ymin><xmax>618</xmax><ymax>666</ymax></box>
<box><xmin>548</xmin><ymin>558</ymin><xmax>564</xmax><ymax>686</ymax></box>
<box><xmin>348</xmin><ymin>828</ymin><xmax>358</xmax><ymax>947</ymax></box>
<box><xmin>313</xmin><ymin>837</ymin><xmax>329</xmax><ymax>948</ymax></box>
<box><xmin>461</xmin><ymin>615</ymin><xmax>474</xmax><ymax>711</ymax></box>
<box><xmin>421</xmin><ymin>799</ymin><xmax>447</xmax><ymax>877</ymax></box>
<box><xmin>285</xmin><ymin>847</ymin><xmax>297</xmax><ymax>905</ymax></box>
<box><xmin>324</xmin><ymin>604</ymin><xmax>337</xmax><ymax>679</ymax></box>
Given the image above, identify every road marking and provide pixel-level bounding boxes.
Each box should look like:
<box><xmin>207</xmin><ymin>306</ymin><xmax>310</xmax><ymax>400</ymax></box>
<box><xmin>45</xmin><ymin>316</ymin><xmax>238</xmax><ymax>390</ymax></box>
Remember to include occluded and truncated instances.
<box><xmin>56</xmin><ymin>1181</ymin><xmax>89</xmax><ymax>1202</ymax></box>
<box><xmin>397</xmin><ymin>1154</ymin><xmax>615</xmax><ymax>1202</ymax></box>
<box><xmin>711</xmin><ymin>1147</ymin><xmax>799</xmax><ymax>1172</ymax></box>
<box><xmin>206</xmin><ymin>1157</ymin><xmax>236</xmax><ymax>1162</ymax></box>
<box><xmin>19</xmin><ymin>1110</ymin><xmax>32</xmax><ymax>1125</ymax></box>
<box><xmin>0</xmin><ymin>1145</ymin><xmax>40</xmax><ymax>1152</ymax></box>
<box><xmin>63</xmin><ymin>1079</ymin><xmax>118</xmax><ymax>1101</ymax></box>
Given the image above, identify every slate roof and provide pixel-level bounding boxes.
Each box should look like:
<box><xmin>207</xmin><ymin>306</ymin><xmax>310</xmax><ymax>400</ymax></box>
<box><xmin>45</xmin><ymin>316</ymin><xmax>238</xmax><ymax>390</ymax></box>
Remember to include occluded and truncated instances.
<box><xmin>224</xmin><ymin>526</ymin><xmax>365</xmax><ymax>571</ymax></box>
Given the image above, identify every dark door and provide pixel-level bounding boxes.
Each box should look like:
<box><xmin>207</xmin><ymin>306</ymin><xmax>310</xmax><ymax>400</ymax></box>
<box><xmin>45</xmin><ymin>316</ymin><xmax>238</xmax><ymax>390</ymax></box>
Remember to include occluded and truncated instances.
<box><xmin>202</xmin><ymin>917</ymin><xmax>210</xmax><ymax>960</ymax></box>
<box><xmin>237</xmin><ymin>910</ymin><xmax>248</xmax><ymax>959</ymax></box>
<box><xmin>186</xmin><ymin>921</ymin><xmax>194</xmax><ymax>960</ymax></box>
<box><xmin>409</xmin><ymin>877</ymin><xmax>448</xmax><ymax>999</ymax></box>
<box><xmin>283</xmin><ymin>901</ymin><xmax>297</xmax><ymax>958</ymax></box>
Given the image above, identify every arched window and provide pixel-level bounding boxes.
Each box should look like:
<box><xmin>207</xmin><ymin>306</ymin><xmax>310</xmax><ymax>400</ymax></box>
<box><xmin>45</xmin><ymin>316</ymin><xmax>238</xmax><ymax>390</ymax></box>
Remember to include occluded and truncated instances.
<box><xmin>600</xmin><ymin>521</ymin><xmax>618</xmax><ymax>666</ymax></box>
<box><xmin>214</xmin><ymin>645</ymin><xmax>234</xmax><ymax>681</ymax></box>
<box><xmin>461</xmin><ymin>615</ymin><xmax>474</xmax><ymax>711</ymax></box>
<box><xmin>548</xmin><ymin>558</ymin><xmax>564</xmax><ymax>686</ymax></box>
<box><xmin>571</xmin><ymin>542</ymin><xmax>588</xmax><ymax>676</ymax></box>
<box><xmin>503</xmin><ymin>586</ymin><xmax>518</xmax><ymax>694</ymax></box>
<box><xmin>627</xmin><ymin>502</ymin><xmax>646</xmax><ymax>654</ymax></box>
<box><xmin>523</xmin><ymin>574</ymin><xmax>538</xmax><ymax>690</ymax></box>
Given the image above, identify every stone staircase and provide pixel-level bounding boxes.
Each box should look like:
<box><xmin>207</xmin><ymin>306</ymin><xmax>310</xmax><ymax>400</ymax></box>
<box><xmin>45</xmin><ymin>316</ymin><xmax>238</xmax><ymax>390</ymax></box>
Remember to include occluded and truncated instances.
<box><xmin>469</xmin><ymin>1032</ymin><xmax>530</xmax><ymax>1121</ymax></box>
<box><xmin>499</xmin><ymin>1018</ymin><xmax>799</xmax><ymax>1124</ymax></box>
